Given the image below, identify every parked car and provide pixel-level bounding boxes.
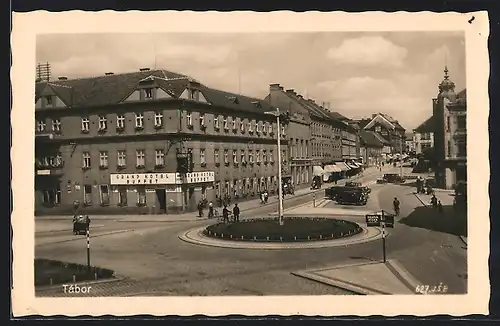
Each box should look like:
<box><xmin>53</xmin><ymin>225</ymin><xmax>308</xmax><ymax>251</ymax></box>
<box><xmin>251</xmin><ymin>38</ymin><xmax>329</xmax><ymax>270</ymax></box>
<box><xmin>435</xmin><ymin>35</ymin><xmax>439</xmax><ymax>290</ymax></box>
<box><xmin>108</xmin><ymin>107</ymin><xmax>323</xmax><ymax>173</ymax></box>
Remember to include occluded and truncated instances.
<box><xmin>72</xmin><ymin>215</ymin><xmax>90</xmax><ymax>235</ymax></box>
<box><xmin>335</xmin><ymin>189</ymin><xmax>367</xmax><ymax>206</ymax></box>
<box><xmin>376</xmin><ymin>178</ymin><xmax>388</xmax><ymax>184</ymax></box>
<box><xmin>325</xmin><ymin>186</ymin><xmax>342</xmax><ymax>199</ymax></box>
<box><xmin>383</xmin><ymin>173</ymin><xmax>406</xmax><ymax>184</ymax></box>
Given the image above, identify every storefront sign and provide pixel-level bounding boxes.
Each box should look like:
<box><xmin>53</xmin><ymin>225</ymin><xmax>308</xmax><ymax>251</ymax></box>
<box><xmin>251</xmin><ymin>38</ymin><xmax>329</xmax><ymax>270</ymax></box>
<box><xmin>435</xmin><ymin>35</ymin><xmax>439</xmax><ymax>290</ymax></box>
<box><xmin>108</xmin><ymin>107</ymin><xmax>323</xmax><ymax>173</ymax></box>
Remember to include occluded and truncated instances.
<box><xmin>365</xmin><ymin>214</ymin><xmax>381</xmax><ymax>227</ymax></box>
<box><xmin>110</xmin><ymin>173</ymin><xmax>180</xmax><ymax>185</ymax></box>
<box><xmin>185</xmin><ymin>171</ymin><xmax>215</xmax><ymax>184</ymax></box>
<box><xmin>37</xmin><ymin>170</ymin><xmax>51</xmax><ymax>175</ymax></box>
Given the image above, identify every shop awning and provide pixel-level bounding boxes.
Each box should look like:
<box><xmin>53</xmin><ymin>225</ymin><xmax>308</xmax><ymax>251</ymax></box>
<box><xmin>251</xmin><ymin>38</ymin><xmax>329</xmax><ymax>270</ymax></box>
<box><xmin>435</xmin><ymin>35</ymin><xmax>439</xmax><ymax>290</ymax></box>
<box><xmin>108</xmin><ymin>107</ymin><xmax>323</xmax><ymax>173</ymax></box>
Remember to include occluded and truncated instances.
<box><xmin>353</xmin><ymin>162</ymin><xmax>363</xmax><ymax>168</ymax></box>
<box><xmin>335</xmin><ymin>162</ymin><xmax>351</xmax><ymax>171</ymax></box>
<box><xmin>347</xmin><ymin>163</ymin><xmax>358</xmax><ymax>169</ymax></box>
<box><xmin>313</xmin><ymin>166</ymin><xmax>326</xmax><ymax>176</ymax></box>
<box><xmin>324</xmin><ymin>165</ymin><xmax>342</xmax><ymax>173</ymax></box>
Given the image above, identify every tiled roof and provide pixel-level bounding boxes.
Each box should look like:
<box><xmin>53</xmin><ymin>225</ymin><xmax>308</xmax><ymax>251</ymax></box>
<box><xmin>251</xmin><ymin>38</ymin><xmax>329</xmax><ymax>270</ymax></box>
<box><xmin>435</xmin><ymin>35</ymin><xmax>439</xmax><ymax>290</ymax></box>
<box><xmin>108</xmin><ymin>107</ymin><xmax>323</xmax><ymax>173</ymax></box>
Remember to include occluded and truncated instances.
<box><xmin>360</xmin><ymin>130</ymin><xmax>384</xmax><ymax>147</ymax></box>
<box><xmin>199</xmin><ymin>87</ymin><xmax>274</xmax><ymax>115</ymax></box>
<box><xmin>35</xmin><ymin>69</ymin><xmax>189</xmax><ymax>107</ymax></box>
<box><xmin>414</xmin><ymin>116</ymin><xmax>435</xmax><ymax>134</ymax></box>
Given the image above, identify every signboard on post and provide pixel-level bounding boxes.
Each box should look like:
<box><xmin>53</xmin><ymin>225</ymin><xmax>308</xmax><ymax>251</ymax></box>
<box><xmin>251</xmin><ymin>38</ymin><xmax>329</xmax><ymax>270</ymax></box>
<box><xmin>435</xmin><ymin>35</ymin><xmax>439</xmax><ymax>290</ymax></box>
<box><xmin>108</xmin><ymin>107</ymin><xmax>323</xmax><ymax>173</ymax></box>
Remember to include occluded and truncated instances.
<box><xmin>382</xmin><ymin>214</ymin><xmax>395</xmax><ymax>228</ymax></box>
<box><xmin>365</xmin><ymin>214</ymin><xmax>381</xmax><ymax>227</ymax></box>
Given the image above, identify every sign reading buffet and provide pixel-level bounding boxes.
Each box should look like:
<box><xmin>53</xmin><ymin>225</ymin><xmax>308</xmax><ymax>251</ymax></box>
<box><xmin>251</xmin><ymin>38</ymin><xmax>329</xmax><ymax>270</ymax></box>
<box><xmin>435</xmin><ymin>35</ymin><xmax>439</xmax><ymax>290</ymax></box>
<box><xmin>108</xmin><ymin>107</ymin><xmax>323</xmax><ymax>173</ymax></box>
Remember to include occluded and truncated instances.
<box><xmin>110</xmin><ymin>172</ymin><xmax>215</xmax><ymax>185</ymax></box>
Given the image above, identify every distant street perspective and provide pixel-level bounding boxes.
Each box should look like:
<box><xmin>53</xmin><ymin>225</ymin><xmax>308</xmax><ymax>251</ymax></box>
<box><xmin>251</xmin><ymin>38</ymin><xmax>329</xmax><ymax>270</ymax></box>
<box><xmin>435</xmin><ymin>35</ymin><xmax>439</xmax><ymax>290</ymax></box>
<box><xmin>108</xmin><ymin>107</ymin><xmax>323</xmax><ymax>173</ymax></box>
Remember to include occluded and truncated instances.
<box><xmin>33</xmin><ymin>32</ymin><xmax>467</xmax><ymax>297</ymax></box>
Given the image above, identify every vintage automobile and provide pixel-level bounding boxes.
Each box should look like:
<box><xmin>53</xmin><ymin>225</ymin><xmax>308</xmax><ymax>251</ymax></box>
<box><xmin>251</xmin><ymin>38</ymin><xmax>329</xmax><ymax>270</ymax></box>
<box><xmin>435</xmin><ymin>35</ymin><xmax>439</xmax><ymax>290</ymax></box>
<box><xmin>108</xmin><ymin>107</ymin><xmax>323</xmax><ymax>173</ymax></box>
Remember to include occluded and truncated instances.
<box><xmin>376</xmin><ymin>178</ymin><xmax>388</xmax><ymax>184</ymax></box>
<box><xmin>335</xmin><ymin>188</ymin><xmax>367</xmax><ymax>206</ymax></box>
<box><xmin>325</xmin><ymin>186</ymin><xmax>342</xmax><ymax>199</ymax></box>
<box><xmin>383</xmin><ymin>173</ymin><xmax>406</xmax><ymax>184</ymax></box>
<box><xmin>345</xmin><ymin>181</ymin><xmax>371</xmax><ymax>194</ymax></box>
<box><xmin>73</xmin><ymin>215</ymin><xmax>90</xmax><ymax>235</ymax></box>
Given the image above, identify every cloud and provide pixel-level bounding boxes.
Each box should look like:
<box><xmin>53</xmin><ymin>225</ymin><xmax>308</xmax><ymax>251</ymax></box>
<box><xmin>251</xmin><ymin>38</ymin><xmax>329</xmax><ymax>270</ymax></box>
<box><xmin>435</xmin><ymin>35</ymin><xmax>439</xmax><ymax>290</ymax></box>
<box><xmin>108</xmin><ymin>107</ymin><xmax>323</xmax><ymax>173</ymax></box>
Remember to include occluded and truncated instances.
<box><xmin>157</xmin><ymin>44</ymin><xmax>233</xmax><ymax>66</ymax></box>
<box><xmin>326</xmin><ymin>36</ymin><xmax>408</xmax><ymax>67</ymax></box>
<box><xmin>317</xmin><ymin>76</ymin><xmax>398</xmax><ymax>100</ymax></box>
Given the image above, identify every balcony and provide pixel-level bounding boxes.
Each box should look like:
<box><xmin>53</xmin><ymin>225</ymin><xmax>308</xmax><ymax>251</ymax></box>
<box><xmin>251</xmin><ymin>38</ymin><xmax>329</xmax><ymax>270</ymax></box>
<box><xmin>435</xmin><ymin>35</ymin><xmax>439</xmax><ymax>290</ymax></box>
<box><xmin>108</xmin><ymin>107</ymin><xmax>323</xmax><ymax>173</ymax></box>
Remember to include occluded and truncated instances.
<box><xmin>35</xmin><ymin>132</ymin><xmax>55</xmax><ymax>141</ymax></box>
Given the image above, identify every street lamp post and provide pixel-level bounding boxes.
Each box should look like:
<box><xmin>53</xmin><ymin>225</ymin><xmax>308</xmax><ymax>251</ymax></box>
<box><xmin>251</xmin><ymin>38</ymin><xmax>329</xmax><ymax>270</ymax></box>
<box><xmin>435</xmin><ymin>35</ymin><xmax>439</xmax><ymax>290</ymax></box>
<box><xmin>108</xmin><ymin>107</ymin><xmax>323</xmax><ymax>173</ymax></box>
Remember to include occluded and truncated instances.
<box><xmin>265</xmin><ymin>107</ymin><xmax>284</xmax><ymax>226</ymax></box>
<box><xmin>400</xmin><ymin>134</ymin><xmax>404</xmax><ymax>178</ymax></box>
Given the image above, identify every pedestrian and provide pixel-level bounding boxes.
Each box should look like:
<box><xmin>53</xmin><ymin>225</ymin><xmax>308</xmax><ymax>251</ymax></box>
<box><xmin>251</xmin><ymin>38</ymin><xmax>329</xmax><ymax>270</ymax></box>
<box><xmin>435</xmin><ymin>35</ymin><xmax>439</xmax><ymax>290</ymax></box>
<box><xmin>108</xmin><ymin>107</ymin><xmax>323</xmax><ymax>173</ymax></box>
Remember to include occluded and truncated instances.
<box><xmin>264</xmin><ymin>191</ymin><xmax>269</xmax><ymax>203</ymax></box>
<box><xmin>197</xmin><ymin>201</ymin><xmax>204</xmax><ymax>217</ymax></box>
<box><xmin>430</xmin><ymin>195</ymin><xmax>438</xmax><ymax>209</ymax></box>
<box><xmin>233</xmin><ymin>203</ymin><xmax>240</xmax><ymax>222</ymax></box>
<box><xmin>222</xmin><ymin>205</ymin><xmax>230</xmax><ymax>223</ymax></box>
<box><xmin>437</xmin><ymin>200</ymin><xmax>444</xmax><ymax>215</ymax></box>
<box><xmin>393</xmin><ymin>197</ymin><xmax>400</xmax><ymax>216</ymax></box>
<box><xmin>208</xmin><ymin>201</ymin><xmax>214</xmax><ymax>218</ymax></box>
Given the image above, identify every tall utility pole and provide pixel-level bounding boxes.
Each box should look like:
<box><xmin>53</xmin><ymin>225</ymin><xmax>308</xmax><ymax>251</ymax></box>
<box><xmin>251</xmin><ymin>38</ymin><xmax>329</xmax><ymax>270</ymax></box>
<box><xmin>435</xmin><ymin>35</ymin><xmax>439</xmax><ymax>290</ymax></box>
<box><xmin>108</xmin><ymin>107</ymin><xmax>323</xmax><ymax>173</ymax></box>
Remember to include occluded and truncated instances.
<box><xmin>400</xmin><ymin>133</ymin><xmax>404</xmax><ymax>178</ymax></box>
<box><xmin>36</xmin><ymin>62</ymin><xmax>51</xmax><ymax>81</ymax></box>
<box><xmin>265</xmin><ymin>107</ymin><xmax>284</xmax><ymax>226</ymax></box>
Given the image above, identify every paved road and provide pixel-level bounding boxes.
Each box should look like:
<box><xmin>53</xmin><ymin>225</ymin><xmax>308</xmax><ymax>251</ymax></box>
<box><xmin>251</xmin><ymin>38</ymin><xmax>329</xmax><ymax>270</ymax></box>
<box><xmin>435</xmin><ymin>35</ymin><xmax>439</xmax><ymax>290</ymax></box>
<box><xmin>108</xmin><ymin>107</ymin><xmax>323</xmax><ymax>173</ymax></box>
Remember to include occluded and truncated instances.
<box><xmin>36</xmin><ymin>167</ymin><xmax>466</xmax><ymax>296</ymax></box>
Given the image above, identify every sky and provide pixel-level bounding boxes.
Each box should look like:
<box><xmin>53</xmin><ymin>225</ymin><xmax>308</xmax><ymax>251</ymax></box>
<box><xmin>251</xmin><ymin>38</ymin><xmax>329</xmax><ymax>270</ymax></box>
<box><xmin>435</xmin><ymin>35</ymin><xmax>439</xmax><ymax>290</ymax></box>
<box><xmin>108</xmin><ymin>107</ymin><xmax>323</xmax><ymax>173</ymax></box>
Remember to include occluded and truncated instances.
<box><xmin>36</xmin><ymin>32</ymin><xmax>465</xmax><ymax>130</ymax></box>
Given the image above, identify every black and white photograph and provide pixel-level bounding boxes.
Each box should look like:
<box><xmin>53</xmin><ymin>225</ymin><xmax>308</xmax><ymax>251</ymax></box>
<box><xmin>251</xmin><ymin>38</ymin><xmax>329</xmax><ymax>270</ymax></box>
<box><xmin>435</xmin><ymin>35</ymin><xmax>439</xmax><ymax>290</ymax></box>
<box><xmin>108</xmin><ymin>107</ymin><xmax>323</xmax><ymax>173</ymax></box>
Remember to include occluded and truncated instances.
<box><xmin>12</xmin><ymin>11</ymin><xmax>490</xmax><ymax>317</ymax></box>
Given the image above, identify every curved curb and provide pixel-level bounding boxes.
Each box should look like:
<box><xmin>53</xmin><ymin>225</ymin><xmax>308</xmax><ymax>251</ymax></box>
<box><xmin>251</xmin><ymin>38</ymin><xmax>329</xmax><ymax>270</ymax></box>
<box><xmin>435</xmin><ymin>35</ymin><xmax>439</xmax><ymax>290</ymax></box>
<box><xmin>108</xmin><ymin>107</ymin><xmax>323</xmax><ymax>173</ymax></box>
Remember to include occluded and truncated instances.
<box><xmin>178</xmin><ymin>224</ymin><xmax>384</xmax><ymax>250</ymax></box>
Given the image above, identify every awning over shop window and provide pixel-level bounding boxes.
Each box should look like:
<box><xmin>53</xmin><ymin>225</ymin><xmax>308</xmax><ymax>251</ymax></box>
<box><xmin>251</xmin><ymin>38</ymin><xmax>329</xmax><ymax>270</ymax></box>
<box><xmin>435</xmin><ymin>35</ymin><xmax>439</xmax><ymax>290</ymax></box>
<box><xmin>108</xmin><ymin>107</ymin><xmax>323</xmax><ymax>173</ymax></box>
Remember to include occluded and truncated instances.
<box><xmin>313</xmin><ymin>166</ymin><xmax>326</xmax><ymax>176</ymax></box>
<box><xmin>324</xmin><ymin>165</ymin><xmax>342</xmax><ymax>173</ymax></box>
<box><xmin>347</xmin><ymin>163</ymin><xmax>358</xmax><ymax>169</ymax></box>
<box><xmin>335</xmin><ymin>162</ymin><xmax>351</xmax><ymax>171</ymax></box>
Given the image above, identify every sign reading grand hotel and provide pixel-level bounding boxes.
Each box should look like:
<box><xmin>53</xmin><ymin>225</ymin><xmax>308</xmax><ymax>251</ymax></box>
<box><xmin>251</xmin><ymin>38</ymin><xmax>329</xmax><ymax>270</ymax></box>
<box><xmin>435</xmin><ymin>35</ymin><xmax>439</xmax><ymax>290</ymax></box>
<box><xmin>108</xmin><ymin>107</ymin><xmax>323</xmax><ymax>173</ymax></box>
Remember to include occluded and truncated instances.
<box><xmin>110</xmin><ymin>172</ymin><xmax>215</xmax><ymax>185</ymax></box>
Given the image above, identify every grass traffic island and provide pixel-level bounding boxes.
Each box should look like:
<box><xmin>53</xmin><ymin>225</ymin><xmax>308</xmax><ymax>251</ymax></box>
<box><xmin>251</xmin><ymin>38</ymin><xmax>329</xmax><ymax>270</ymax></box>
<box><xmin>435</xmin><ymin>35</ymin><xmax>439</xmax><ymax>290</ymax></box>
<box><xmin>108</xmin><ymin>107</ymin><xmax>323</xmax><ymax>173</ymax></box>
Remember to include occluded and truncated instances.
<box><xmin>35</xmin><ymin>258</ymin><xmax>115</xmax><ymax>286</ymax></box>
<box><xmin>203</xmin><ymin>217</ymin><xmax>363</xmax><ymax>242</ymax></box>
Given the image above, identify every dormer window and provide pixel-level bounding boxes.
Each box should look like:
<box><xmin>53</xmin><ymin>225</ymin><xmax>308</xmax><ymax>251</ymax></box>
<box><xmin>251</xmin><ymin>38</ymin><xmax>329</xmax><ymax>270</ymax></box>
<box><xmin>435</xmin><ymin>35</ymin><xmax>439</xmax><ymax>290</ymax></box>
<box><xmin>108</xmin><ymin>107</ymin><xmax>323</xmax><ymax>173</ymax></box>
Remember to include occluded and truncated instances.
<box><xmin>154</xmin><ymin>112</ymin><xmax>163</xmax><ymax>128</ymax></box>
<box><xmin>223</xmin><ymin>117</ymin><xmax>228</xmax><ymax>130</ymax></box>
<box><xmin>144</xmin><ymin>88</ymin><xmax>153</xmax><ymax>99</ymax></box>
<box><xmin>214</xmin><ymin>116</ymin><xmax>220</xmax><ymax>130</ymax></box>
<box><xmin>36</xmin><ymin>120</ymin><xmax>46</xmax><ymax>132</ymax></box>
<box><xmin>186</xmin><ymin>112</ymin><xmax>193</xmax><ymax>127</ymax></box>
<box><xmin>375</xmin><ymin>126</ymin><xmax>381</xmax><ymax>132</ymax></box>
<box><xmin>251</xmin><ymin>100</ymin><xmax>261</xmax><ymax>108</ymax></box>
<box><xmin>45</xmin><ymin>96</ymin><xmax>53</xmax><ymax>106</ymax></box>
<box><xmin>98</xmin><ymin>115</ymin><xmax>107</xmax><ymax>131</ymax></box>
<box><xmin>189</xmin><ymin>89</ymin><xmax>198</xmax><ymax>101</ymax></box>
<box><xmin>52</xmin><ymin>119</ymin><xmax>61</xmax><ymax>133</ymax></box>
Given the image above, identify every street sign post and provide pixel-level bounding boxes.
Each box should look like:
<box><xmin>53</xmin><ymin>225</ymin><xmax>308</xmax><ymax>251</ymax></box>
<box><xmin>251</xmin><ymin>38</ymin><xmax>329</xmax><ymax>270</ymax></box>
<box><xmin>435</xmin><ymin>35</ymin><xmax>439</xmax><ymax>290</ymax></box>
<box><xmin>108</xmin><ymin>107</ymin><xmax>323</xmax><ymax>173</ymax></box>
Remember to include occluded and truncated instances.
<box><xmin>365</xmin><ymin>210</ymin><xmax>395</xmax><ymax>263</ymax></box>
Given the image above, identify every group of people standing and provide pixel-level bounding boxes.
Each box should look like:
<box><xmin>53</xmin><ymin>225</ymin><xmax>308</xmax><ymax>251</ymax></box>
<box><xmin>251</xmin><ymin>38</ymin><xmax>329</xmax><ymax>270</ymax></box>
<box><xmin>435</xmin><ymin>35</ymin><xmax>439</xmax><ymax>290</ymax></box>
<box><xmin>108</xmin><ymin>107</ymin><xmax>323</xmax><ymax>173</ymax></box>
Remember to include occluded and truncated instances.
<box><xmin>198</xmin><ymin>200</ymin><xmax>241</xmax><ymax>223</ymax></box>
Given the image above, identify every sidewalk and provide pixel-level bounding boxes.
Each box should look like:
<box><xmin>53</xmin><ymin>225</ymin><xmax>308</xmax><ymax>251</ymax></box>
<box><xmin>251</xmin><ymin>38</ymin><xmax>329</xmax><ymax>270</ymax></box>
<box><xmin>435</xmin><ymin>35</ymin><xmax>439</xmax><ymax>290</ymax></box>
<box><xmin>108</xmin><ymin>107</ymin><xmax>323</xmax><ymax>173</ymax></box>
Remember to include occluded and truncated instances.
<box><xmin>35</xmin><ymin>166</ymin><xmax>387</xmax><ymax>223</ymax></box>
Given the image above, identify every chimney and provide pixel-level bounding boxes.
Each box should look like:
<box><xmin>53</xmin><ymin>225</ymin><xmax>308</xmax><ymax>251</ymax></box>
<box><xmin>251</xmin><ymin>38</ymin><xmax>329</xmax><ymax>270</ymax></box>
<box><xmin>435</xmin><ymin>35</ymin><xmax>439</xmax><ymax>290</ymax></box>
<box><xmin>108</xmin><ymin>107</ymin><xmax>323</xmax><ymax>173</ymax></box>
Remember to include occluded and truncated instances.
<box><xmin>327</xmin><ymin>102</ymin><xmax>331</xmax><ymax>110</ymax></box>
<box><xmin>140</xmin><ymin>68</ymin><xmax>150</xmax><ymax>72</ymax></box>
<box><xmin>322</xmin><ymin>101</ymin><xmax>325</xmax><ymax>107</ymax></box>
<box><xmin>105</xmin><ymin>72</ymin><xmax>114</xmax><ymax>75</ymax></box>
<box><xmin>58</xmin><ymin>76</ymin><xmax>68</xmax><ymax>81</ymax></box>
<box><xmin>270</xmin><ymin>83</ymin><xmax>281</xmax><ymax>91</ymax></box>
<box><xmin>297</xmin><ymin>95</ymin><xmax>303</xmax><ymax>99</ymax></box>
<box><xmin>279</xmin><ymin>86</ymin><xmax>284</xmax><ymax>91</ymax></box>
<box><xmin>286</xmin><ymin>89</ymin><xmax>295</xmax><ymax>94</ymax></box>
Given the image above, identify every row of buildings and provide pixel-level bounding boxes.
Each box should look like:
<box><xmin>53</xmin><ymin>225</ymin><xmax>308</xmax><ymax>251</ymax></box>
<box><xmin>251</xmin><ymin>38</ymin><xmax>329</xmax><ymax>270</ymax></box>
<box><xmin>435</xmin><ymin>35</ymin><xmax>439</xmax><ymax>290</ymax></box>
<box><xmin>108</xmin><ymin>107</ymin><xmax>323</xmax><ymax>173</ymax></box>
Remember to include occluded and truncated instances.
<box><xmin>34</xmin><ymin>67</ymin><xmax>407</xmax><ymax>214</ymax></box>
<box><xmin>409</xmin><ymin>66</ymin><xmax>467</xmax><ymax>189</ymax></box>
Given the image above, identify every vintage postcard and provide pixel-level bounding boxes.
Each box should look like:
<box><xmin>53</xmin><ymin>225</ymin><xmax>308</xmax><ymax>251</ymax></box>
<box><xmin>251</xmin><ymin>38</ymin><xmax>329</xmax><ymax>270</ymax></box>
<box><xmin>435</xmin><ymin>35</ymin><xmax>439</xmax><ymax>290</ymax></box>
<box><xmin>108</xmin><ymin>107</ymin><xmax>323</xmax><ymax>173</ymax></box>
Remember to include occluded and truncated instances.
<box><xmin>11</xmin><ymin>10</ymin><xmax>490</xmax><ymax>316</ymax></box>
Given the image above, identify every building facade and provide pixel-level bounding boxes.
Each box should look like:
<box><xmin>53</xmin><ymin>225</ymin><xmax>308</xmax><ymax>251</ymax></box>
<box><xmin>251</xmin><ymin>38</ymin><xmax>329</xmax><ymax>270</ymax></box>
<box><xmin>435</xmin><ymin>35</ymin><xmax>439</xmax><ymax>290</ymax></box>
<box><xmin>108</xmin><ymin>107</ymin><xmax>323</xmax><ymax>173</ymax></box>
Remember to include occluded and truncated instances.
<box><xmin>432</xmin><ymin>67</ymin><xmax>467</xmax><ymax>189</ymax></box>
<box><xmin>35</xmin><ymin>69</ymin><xmax>290</xmax><ymax>215</ymax></box>
<box><xmin>359</xmin><ymin>131</ymin><xmax>384</xmax><ymax>166</ymax></box>
<box><xmin>360</xmin><ymin>113</ymin><xmax>406</xmax><ymax>154</ymax></box>
<box><xmin>413</xmin><ymin>116</ymin><xmax>435</xmax><ymax>154</ymax></box>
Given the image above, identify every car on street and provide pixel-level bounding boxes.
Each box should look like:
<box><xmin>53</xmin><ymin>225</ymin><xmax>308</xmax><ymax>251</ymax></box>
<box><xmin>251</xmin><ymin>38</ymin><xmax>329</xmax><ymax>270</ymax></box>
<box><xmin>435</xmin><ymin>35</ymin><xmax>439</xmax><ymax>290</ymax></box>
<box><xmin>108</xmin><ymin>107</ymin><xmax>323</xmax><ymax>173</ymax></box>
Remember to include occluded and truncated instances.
<box><xmin>376</xmin><ymin>178</ymin><xmax>388</xmax><ymax>184</ymax></box>
<box><xmin>345</xmin><ymin>181</ymin><xmax>371</xmax><ymax>194</ymax></box>
<box><xmin>383</xmin><ymin>173</ymin><xmax>406</xmax><ymax>184</ymax></box>
<box><xmin>335</xmin><ymin>188</ymin><xmax>368</xmax><ymax>206</ymax></box>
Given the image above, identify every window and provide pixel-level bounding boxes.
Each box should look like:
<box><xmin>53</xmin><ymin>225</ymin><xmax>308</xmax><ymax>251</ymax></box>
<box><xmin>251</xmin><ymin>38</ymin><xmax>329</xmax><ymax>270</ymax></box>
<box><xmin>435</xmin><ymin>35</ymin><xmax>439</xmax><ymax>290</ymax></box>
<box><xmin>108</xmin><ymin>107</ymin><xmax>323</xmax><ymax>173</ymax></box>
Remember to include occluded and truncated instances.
<box><xmin>457</xmin><ymin>141</ymin><xmax>466</xmax><ymax>157</ymax></box>
<box><xmin>45</xmin><ymin>96</ymin><xmax>53</xmax><ymax>106</ymax></box>
<box><xmin>99</xmin><ymin>185</ymin><xmax>110</xmax><ymax>206</ymax></box>
<box><xmin>256</xmin><ymin>121</ymin><xmax>261</xmax><ymax>133</ymax></box>
<box><xmin>144</xmin><ymin>88</ymin><xmax>153</xmax><ymax>99</ymax></box>
<box><xmin>457</xmin><ymin>116</ymin><xmax>466</xmax><ymax>130</ymax></box>
<box><xmin>241</xmin><ymin>151</ymin><xmax>246</xmax><ymax>164</ymax></box>
<box><xmin>305</xmin><ymin>141</ymin><xmax>308</xmax><ymax>157</ymax></box>
<box><xmin>269</xmin><ymin>150</ymin><xmax>274</xmax><ymax>163</ymax></box>
<box><xmin>214</xmin><ymin>116</ymin><xmax>220</xmax><ymax>129</ymax></box>
<box><xmin>281</xmin><ymin>125</ymin><xmax>285</xmax><ymax>136</ymax></box>
<box><xmin>224</xmin><ymin>150</ymin><xmax>229</xmax><ymax>164</ymax></box>
<box><xmin>282</xmin><ymin>149</ymin><xmax>287</xmax><ymax>162</ymax></box>
<box><xmin>256</xmin><ymin>150</ymin><xmax>261</xmax><ymax>164</ymax></box>
<box><xmin>248</xmin><ymin>120</ymin><xmax>254</xmax><ymax>133</ymax></box>
<box><xmin>269</xmin><ymin>123</ymin><xmax>273</xmax><ymax>134</ymax></box>
<box><xmin>240</xmin><ymin>120</ymin><xmax>245</xmax><ymax>133</ymax></box>
<box><xmin>249</xmin><ymin>150</ymin><xmax>254</xmax><ymax>164</ymax></box>
<box><xmin>200</xmin><ymin>149</ymin><xmax>206</xmax><ymax>165</ymax></box>
<box><xmin>263</xmin><ymin>150</ymin><xmax>268</xmax><ymax>163</ymax></box>
<box><xmin>117</xmin><ymin>115</ymin><xmax>125</xmax><ymax>129</ymax></box>
<box><xmin>82</xmin><ymin>152</ymin><xmax>91</xmax><ymax>169</ymax></box>
<box><xmin>155</xmin><ymin>112</ymin><xmax>163</xmax><ymax>127</ymax></box>
<box><xmin>54</xmin><ymin>152</ymin><xmax>63</xmax><ymax>167</ymax></box>
<box><xmin>117</xmin><ymin>150</ymin><xmax>126</xmax><ymax>167</ymax></box>
<box><xmin>446</xmin><ymin>116</ymin><xmax>451</xmax><ymax>132</ymax></box>
<box><xmin>52</xmin><ymin>119</ymin><xmax>61</xmax><ymax>132</ymax></box>
<box><xmin>186</xmin><ymin>112</ymin><xmax>192</xmax><ymax>126</ymax></box>
<box><xmin>137</xmin><ymin>186</ymin><xmax>146</xmax><ymax>205</ymax></box>
<box><xmin>118</xmin><ymin>188</ymin><xmax>127</xmax><ymax>206</ymax></box>
<box><xmin>447</xmin><ymin>141</ymin><xmax>452</xmax><ymax>157</ymax></box>
<box><xmin>214</xmin><ymin>149</ymin><xmax>220</xmax><ymax>165</ymax></box>
<box><xmin>155</xmin><ymin>149</ymin><xmax>164</xmax><ymax>166</ymax></box>
<box><xmin>223</xmin><ymin>117</ymin><xmax>228</xmax><ymax>130</ymax></box>
<box><xmin>36</xmin><ymin>120</ymin><xmax>46</xmax><ymax>132</ymax></box>
<box><xmin>98</xmin><ymin>115</ymin><xmax>107</xmax><ymax>130</ymax></box>
<box><xmin>136</xmin><ymin>150</ymin><xmax>145</xmax><ymax>167</ymax></box>
<box><xmin>83</xmin><ymin>184</ymin><xmax>92</xmax><ymax>205</ymax></box>
<box><xmin>81</xmin><ymin>117</ymin><xmax>90</xmax><ymax>132</ymax></box>
<box><xmin>233</xmin><ymin>150</ymin><xmax>238</xmax><ymax>164</ymax></box>
<box><xmin>232</xmin><ymin>117</ymin><xmax>237</xmax><ymax>130</ymax></box>
<box><xmin>200</xmin><ymin>114</ymin><xmax>205</xmax><ymax>127</ymax></box>
<box><xmin>99</xmin><ymin>151</ymin><xmax>108</xmax><ymax>168</ymax></box>
<box><xmin>135</xmin><ymin>113</ymin><xmax>144</xmax><ymax>129</ymax></box>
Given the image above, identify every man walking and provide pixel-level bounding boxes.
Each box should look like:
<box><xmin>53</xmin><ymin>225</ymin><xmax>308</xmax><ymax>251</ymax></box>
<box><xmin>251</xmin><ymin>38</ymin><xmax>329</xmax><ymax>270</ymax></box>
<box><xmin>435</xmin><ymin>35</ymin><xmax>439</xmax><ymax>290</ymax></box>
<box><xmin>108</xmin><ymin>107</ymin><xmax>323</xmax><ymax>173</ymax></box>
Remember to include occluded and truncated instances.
<box><xmin>233</xmin><ymin>203</ymin><xmax>240</xmax><ymax>222</ymax></box>
<box><xmin>222</xmin><ymin>205</ymin><xmax>230</xmax><ymax>223</ymax></box>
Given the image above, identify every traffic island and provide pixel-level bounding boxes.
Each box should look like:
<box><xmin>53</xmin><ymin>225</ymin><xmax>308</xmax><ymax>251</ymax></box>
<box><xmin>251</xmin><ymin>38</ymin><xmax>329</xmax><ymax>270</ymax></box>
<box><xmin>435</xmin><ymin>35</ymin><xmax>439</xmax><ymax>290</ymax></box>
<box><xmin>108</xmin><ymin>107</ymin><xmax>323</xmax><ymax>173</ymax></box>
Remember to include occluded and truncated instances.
<box><xmin>35</xmin><ymin>258</ymin><xmax>115</xmax><ymax>286</ymax></box>
<box><xmin>203</xmin><ymin>217</ymin><xmax>362</xmax><ymax>242</ymax></box>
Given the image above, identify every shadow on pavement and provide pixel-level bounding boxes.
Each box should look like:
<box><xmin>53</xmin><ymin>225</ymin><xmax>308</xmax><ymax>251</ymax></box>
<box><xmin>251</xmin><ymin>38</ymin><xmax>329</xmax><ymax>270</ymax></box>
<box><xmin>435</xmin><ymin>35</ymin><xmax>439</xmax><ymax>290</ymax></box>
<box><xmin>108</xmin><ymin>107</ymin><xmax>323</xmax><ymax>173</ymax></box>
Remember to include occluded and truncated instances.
<box><xmin>399</xmin><ymin>205</ymin><xmax>467</xmax><ymax>237</ymax></box>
